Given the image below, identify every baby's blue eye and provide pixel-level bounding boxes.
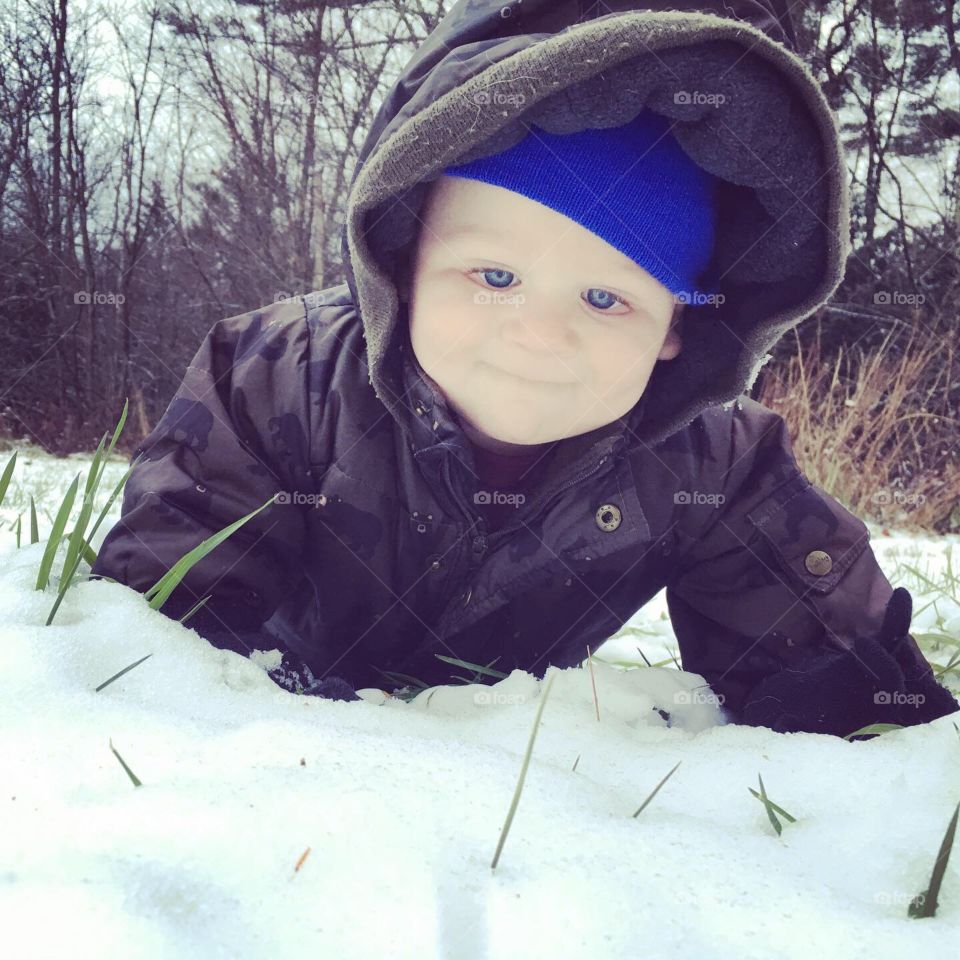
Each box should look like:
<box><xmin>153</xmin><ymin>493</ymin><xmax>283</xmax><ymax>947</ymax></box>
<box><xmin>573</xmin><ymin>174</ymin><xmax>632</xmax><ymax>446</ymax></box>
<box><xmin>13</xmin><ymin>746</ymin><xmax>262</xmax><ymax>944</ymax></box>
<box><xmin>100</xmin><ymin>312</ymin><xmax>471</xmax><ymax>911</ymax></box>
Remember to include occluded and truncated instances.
<box><xmin>477</xmin><ymin>268</ymin><xmax>514</xmax><ymax>289</ymax></box>
<box><xmin>584</xmin><ymin>288</ymin><xmax>624</xmax><ymax>311</ymax></box>
<box><xmin>469</xmin><ymin>268</ymin><xmax>629</xmax><ymax>311</ymax></box>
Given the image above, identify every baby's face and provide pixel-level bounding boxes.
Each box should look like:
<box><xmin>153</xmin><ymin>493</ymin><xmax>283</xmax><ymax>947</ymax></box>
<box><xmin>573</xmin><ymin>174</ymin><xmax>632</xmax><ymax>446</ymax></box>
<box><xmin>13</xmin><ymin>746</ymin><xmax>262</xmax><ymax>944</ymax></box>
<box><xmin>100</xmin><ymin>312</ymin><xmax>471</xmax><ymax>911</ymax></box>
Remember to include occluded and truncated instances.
<box><xmin>403</xmin><ymin>175</ymin><xmax>682</xmax><ymax>454</ymax></box>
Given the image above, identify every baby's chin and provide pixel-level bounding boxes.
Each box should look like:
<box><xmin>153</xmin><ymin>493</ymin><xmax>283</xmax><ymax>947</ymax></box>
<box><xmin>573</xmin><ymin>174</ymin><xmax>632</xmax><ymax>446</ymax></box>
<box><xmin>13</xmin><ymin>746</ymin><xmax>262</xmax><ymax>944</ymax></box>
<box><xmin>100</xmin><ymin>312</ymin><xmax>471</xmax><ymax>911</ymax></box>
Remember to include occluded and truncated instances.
<box><xmin>450</xmin><ymin>404</ymin><xmax>558</xmax><ymax>448</ymax></box>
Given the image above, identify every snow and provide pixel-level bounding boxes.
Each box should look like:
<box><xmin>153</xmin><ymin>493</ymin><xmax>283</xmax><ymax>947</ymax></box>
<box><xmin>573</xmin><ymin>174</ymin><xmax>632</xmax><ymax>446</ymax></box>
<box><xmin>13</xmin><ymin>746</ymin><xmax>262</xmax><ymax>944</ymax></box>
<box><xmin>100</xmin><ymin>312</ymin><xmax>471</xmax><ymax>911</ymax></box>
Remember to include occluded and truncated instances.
<box><xmin>2</xmin><ymin>445</ymin><xmax>959</xmax><ymax>959</ymax></box>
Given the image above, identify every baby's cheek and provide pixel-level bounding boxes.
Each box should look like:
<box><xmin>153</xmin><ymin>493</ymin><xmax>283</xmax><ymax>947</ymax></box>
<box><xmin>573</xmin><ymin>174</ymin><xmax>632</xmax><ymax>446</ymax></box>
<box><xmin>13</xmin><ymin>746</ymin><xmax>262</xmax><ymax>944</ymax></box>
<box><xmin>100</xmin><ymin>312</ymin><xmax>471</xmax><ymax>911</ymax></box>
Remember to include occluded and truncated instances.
<box><xmin>601</xmin><ymin>350</ymin><xmax>654</xmax><ymax>403</ymax></box>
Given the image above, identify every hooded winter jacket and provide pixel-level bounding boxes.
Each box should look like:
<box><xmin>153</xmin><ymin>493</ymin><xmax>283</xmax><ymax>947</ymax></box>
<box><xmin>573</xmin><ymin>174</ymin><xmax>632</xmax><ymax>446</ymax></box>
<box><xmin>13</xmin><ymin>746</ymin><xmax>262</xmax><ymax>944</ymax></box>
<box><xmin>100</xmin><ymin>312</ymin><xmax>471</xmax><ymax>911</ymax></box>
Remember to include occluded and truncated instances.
<box><xmin>92</xmin><ymin>0</ymin><xmax>959</xmax><ymax>732</ymax></box>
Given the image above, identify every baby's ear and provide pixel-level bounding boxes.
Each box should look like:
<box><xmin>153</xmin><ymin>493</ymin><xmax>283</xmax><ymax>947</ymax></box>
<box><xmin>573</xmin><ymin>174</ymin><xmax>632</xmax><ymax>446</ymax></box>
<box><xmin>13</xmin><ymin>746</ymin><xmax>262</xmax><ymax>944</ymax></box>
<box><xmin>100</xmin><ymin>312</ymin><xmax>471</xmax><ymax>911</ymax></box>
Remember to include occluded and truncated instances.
<box><xmin>658</xmin><ymin>303</ymin><xmax>683</xmax><ymax>361</ymax></box>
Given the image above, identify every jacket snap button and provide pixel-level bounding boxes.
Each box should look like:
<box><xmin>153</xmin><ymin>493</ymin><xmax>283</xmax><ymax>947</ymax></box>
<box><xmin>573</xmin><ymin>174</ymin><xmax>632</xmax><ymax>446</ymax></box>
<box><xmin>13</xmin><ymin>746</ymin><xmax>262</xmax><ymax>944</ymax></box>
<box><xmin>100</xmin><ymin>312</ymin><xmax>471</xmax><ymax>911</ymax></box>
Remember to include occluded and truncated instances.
<box><xmin>195</xmin><ymin>483</ymin><xmax>206</xmax><ymax>493</ymax></box>
<box><xmin>428</xmin><ymin>555</ymin><xmax>442</xmax><ymax>571</ymax></box>
<box><xmin>595</xmin><ymin>503</ymin><xmax>622</xmax><ymax>532</ymax></box>
<box><xmin>804</xmin><ymin>550</ymin><xmax>833</xmax><ymax>575</ymax></box>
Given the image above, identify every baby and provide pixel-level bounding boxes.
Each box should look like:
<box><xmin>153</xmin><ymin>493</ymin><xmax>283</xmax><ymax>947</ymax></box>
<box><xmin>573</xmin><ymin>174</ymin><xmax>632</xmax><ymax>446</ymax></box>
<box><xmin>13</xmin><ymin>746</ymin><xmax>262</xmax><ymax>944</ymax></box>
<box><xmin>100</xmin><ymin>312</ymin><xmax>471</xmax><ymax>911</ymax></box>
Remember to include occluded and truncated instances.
<box><xmin>400</xmin><ymin>112</ymin><xmax>699</xmax><ymax>537</ymax></box>
<box><xmin>92</xmin><ymin>2</ymin><xmax>959</xmax><ymax>736</ymax></box>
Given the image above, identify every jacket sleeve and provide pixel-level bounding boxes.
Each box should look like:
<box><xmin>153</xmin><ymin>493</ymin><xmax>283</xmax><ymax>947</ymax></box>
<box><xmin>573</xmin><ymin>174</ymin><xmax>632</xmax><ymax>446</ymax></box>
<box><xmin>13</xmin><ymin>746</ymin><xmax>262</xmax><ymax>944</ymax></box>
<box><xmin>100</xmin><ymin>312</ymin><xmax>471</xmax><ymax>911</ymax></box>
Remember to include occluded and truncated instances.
<box><xmin>664</xmin><ymin>397</ymin><xmax>958</xmax><ymax>730</ymax></box>
<box><xmin>91</xmin><ymin>298</ymin><xmax>317</xmax><ymax>657</ymax></box>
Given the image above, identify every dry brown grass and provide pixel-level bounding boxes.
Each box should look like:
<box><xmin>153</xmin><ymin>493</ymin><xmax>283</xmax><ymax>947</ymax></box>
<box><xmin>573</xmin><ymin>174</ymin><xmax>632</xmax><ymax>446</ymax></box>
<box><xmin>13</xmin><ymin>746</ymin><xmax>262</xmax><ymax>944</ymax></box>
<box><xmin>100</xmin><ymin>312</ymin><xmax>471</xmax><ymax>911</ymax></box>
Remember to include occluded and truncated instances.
<box><xmin>756</xmin><ymin>318</ymin><xmax>960</xmax><ymax>534</ymax></box>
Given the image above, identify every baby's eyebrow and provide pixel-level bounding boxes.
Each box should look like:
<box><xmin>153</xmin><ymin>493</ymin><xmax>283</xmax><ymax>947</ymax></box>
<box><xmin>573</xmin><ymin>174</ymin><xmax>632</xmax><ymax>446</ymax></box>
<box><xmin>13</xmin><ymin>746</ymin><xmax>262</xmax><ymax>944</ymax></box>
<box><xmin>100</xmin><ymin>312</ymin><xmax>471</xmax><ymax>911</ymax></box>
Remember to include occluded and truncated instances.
<box><xmin>444</xmin><ymin>223</ymin><xmax>504</xmax><ymax>243</ymax></box>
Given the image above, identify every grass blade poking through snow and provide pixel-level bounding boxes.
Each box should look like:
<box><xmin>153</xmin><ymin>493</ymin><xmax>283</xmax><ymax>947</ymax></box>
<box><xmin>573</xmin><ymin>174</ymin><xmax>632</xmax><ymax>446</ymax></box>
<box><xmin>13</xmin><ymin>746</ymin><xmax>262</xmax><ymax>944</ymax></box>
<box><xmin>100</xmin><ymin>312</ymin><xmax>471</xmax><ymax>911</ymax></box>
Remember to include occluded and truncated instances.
<box><xmin>491</xmin><ymin>669</ymin><xmax>557</xmax><ymax>870</ymax></box>
<box><xmin>843</xmin><ymin>722</ymin><xmax>905</xmax><ymax>741</ymax></box>
<box><xmin>109</xmin><ymin>738</ymin><xmax>142</xmax><ymax>787</ymax></box>
<box><xmin>587</xmin><ymin>644</ymin><xmax>600</xmax><ymax>722</ymax></box>
<box><xmin>30</xmin><ymin>495</ymin><xmax>38</xmax><ymax>543</ymax></box>
<box><xmin>908</xmin><ymin>800</ymin><xmax>959</xmax><ymax>918</ymax></box>
<box><xmin>96</xmin><ymin>654</ymin><xmax>153</xmax><ymax>693</ymax></box>
<box><xmin>754</xmin><ymin>773</ymin><xmax>795</xmax><ymax>836</ymax></box>
<box><xmin>47</xmin><ymin>403</ymin><xmax>138</xmax><ymax>625</ymax></box>
<box><xmin>371</xmin><ymin>667</ymin><xmax>431</xmax><ymax>700</ymax></box>
<box><xmin>0</xmin><ymin>450</ymin><xmax>15</xmax><ymax>508</ymax></box>
<box><xmin>35</xmin><ymin>473</ymin><xmax>80</xmax><ymax>591</ymax></box>
<box><xmin>59</xmin><ymin>431</ymin><xmax>108</xmax><ymax>587</ymax></box>
<box><xmin>748</xmin><ymin>786</ymin><xmax>797</xmax><ymax>826</ymax></box>
<box><xmin>143</xmin><ymin>495</ymin><xmax>277</xmax><ymax>611</ymax></box>
<box><xmin>933</xmin><ymin>648</ymin><xmax>960</xmax><ymax>680</ymax></box>
<box><xmin>632</xmin><ymin>761</ymin><xmax>682</xmax><ymax>818</ymax></box>
<box><xmin>178</xmin><ymin>595</ymin><xmax>212</xmax><ymax>624</ymax></box>
<box><xmin>434</xmin><ymin>654</ymin><xmax>508</xmax><ymax>682</ymax></box>
<box><xmin>46</xmin><ymin>453</ymin><xmax>145</xmax><ymax>624</ymax></box>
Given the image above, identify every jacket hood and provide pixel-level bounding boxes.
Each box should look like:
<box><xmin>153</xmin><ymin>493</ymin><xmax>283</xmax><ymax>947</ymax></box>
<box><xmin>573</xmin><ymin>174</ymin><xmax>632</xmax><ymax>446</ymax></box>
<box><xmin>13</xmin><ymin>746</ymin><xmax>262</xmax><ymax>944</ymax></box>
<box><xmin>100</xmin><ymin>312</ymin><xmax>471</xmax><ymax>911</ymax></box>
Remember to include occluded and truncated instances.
<box><xmin>339</xmin><ymin>0</ymin><xmax>850</xmax><ymax>451</ymax></box>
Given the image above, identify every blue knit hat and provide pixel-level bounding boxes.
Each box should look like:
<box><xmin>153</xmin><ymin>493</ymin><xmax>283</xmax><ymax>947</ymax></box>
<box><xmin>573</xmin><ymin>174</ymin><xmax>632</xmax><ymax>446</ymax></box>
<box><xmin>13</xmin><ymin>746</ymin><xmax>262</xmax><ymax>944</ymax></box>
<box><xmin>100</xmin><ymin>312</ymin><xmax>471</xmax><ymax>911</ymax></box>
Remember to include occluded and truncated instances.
<box><xmin>442</xmin><ymin>110</ymin><xmax>718</xmax><ymax>302</ymax></box>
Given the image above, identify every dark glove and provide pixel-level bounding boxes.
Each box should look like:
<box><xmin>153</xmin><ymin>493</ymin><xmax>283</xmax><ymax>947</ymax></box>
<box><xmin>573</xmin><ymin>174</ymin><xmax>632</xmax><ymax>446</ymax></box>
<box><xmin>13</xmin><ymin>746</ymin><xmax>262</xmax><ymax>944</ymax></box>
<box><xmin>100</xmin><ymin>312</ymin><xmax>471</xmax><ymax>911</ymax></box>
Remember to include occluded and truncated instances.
<box><xmin>266</xmin><ymin>649</ymin><xmax>360</xmax><ymax>702</ymax></box>
<box><xmin>741</xmin><ymin>587</ymin><xmax>959</xmax><ymax>737</ymax></box>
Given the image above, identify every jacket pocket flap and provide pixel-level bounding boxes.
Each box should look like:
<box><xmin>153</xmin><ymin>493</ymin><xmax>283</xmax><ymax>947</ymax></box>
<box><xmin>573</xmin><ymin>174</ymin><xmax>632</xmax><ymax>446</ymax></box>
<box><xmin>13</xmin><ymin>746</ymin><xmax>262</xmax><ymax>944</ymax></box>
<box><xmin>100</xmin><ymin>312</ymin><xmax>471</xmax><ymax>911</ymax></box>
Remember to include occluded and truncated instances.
<box><xmin>746</xmin><ymin>474</ymin><xmax>870</xmax><ymax>595</ymax></box>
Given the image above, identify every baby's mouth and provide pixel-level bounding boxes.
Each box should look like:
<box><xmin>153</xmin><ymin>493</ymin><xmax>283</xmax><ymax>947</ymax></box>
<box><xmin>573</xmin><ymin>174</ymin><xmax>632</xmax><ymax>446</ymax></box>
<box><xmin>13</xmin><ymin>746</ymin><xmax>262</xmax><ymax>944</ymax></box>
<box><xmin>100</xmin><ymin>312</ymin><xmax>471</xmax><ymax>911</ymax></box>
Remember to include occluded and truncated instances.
<box><xmin>482</xmin><ymin>360</ymin><xmax>573</xmax><ymax>386</ymax></box>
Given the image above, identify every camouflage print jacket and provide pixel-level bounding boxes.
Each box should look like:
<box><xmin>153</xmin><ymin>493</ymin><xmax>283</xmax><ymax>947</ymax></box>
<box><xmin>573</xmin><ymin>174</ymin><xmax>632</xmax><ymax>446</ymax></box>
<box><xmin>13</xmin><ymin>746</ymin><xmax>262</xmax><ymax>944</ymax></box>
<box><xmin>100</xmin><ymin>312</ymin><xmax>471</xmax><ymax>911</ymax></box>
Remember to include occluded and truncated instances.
<box><xmin>92</xmin><ymin>0</ymin><xmax>959</xmax><ymax>734</ymax></box>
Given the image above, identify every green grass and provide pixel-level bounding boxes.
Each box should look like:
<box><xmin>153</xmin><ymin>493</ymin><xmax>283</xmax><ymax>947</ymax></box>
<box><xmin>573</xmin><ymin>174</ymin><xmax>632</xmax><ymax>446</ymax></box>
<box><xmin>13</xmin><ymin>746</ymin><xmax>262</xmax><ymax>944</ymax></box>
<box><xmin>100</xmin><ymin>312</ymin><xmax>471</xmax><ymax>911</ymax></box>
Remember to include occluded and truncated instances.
<box><xmin>372</xmin><ymin>654</ymin><xmax>509</xmax><ymax>702</ymax></box>
<box><xmin>434</xmin><ymin>653</ymin><xmax>508</xmax><ymax>683</ymax></box>
<box><xmin>3</xmin><ymin>401</ymin><xmax>282</xmax><ymax>638</ymax></box>
<box><xmin>109</xmin><ymin>738</ymin><xmax>142</xmax><ymax>787</ymax></box>
<box><xmin>909</xmin><ymin>800</ymin><xmax>959</xmax><ymax>918</ymax></box>
<box><xmin>0</xmin><ymin>450</ymin><xmax>16</xmax><ymax>507</ymax></box>
<box><xmin>95</xmin><ymin>654</ymin><xmax>154</xmax><ymax>693</ymax></box>
<box><xmin>45</xmin><ymin>401</ymin><xmax>145</xmax><ymax>625</ymax></box>
<box><xmin>141</xmin><ymin>496</ymin><xmax>275</xmax><ymax>611</ymax></box>
<box><xmin>843</xmin><ymin>722</ymin><xmax>906</xmax><ymax>741</ymax></box>
<box><xmin>749</xmin><ymin>776</ymin><xmax>797</xmax><ymax>836</ymax></box>
<box><xmin>491</xmin><ymin>669</ymin><xmax>557</xmax><ymax>870</ymax></box>
<box><xmin>631</xmin><ymin>760</ymin><xmax>682</xmax><ymax>819</ymax></box>
<box><xmin>890</xmin><ymin>546</ymin><xmax>960</xmax><ymax>687</ymax></box>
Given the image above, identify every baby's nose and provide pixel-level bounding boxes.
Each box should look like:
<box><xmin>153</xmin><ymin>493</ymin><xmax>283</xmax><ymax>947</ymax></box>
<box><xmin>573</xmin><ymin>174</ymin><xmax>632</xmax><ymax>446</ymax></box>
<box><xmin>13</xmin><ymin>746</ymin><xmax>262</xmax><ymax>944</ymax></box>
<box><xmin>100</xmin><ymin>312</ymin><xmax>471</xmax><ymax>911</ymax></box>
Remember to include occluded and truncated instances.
<box><xmin>501</xmin><ymin>307</ymin><xmax>576</xmax><ymax>356</ymax></box>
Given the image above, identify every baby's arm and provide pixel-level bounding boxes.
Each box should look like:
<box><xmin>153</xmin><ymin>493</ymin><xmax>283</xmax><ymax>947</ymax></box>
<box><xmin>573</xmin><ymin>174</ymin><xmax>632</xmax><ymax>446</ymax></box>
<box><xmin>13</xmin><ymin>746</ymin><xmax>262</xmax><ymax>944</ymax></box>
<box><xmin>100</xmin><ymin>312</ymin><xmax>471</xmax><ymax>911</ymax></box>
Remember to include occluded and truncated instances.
<box><xmin>664</xmin><ymin>398</ymin><xmax>958</xmax><ymax>735</ymax></box>
<box><xmin>92</xmin><ymin>300</ymin><xmax>315</xmax><ymax>659</ymax></box>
